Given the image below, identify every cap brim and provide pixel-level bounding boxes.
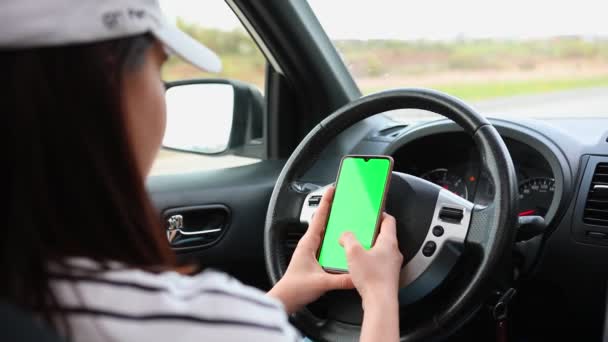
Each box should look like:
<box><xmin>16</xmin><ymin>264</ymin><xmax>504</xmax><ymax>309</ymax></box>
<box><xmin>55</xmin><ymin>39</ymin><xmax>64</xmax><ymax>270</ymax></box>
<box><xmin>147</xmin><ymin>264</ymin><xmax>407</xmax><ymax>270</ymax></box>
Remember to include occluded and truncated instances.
<box><xmin>153</xmin><ymin>25</ymin><xmax>222</xmax><ymax>73</ymax></box>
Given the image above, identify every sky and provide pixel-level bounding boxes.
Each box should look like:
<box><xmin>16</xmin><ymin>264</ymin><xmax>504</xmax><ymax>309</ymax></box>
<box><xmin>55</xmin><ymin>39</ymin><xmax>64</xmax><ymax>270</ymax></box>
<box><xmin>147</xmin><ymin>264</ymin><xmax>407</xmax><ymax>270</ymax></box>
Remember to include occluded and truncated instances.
<box><xmin>160</xmin><ymin>0</ymin><xmax>608</xmax><ymax>41</ymax></box>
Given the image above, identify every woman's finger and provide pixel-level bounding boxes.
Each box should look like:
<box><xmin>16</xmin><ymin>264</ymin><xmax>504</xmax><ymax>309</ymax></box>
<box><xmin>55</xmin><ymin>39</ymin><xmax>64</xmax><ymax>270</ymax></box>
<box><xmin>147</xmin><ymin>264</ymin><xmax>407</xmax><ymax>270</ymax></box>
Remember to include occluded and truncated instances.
<box><xmin>375</xmin><ymin>213</ymin><xmax>398</xmax><ymax>246</ymax></box>
<box><xmin>307</xmin><ymin>186</ymin><xmax>335</xmax><ymax>236</ymax></box>
<box><xmin>339</xmin><ymin>231</ymin><xmax>365</xmax><ymax>258</ymax></box>
<box><xmin>297</xmin><ymin>186</ymin><xmax>335</xmax><ymax>250</ymax></box>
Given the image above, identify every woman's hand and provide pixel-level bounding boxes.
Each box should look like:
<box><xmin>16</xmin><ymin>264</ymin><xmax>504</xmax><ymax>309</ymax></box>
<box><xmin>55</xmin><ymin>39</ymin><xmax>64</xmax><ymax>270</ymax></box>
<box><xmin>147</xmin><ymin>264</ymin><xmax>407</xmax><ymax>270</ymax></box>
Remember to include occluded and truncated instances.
<box><xmin>268</xmin><ymin>186</ymin><xmax>354</xmax><ymax>314</ymax></box>
<box><xmin>339</xmin><ymin>213</ymin><xmax>403</xmax><ymax>342</ymax></box>
<box><xmin>340</xmin><ymin>214</ymin><xmax>403</xmax><ymax>342</ymax></box>
<box><xmin>339</xmin><ymin>213</ymin><xmax>403</xmax><ymax>307</ymax></box>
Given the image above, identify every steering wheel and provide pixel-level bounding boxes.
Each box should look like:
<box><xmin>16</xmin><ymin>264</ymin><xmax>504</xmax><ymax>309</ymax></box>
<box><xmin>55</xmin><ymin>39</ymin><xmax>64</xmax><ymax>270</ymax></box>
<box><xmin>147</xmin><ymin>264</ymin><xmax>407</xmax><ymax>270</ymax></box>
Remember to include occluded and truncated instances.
<box><xmin>264</xmin><ymin>89</ymin><xmax>519</xmax><ymax>341</ymax></box>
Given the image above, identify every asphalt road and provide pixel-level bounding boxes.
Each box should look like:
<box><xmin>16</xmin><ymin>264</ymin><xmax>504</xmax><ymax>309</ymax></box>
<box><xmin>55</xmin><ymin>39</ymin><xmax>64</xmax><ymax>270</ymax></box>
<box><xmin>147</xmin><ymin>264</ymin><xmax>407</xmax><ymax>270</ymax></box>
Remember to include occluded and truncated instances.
<box><xmin>385</xmin><ymin>86</ymin><xmax>608</xmax><ymax>122</ymax></box>
<box><xmin>474</xmin><ymin>86</ymin><xmax>608</xmax><ymax>119</ymax></box>
<box><xmin>151</xmin><ymin>87</ymin><xmax>608</xmax><ymax>175</ymax></box>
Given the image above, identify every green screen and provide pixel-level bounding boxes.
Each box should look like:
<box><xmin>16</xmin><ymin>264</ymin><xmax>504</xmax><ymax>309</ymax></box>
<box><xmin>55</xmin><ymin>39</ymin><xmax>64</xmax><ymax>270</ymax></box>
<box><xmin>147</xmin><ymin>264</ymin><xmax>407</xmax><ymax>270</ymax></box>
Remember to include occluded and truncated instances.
<box><xmin>318</xmin><ymin>157</ymin><xmax>391</xmax><ymax>271</ymax></box>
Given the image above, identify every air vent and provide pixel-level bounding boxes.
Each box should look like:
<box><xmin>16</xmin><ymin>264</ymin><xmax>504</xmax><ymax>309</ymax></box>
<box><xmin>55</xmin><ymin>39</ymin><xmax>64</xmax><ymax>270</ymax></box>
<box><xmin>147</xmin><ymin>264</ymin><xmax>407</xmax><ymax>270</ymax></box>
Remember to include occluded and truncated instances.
<box><xmin>370</xmin><ymin>125</ymin><xmax>408</xmax><ymax>141</ymax></box>
<box><xmin>583</xmin><ymin>163</ymin><xmax>608</xmax><ymax>226</ymax></box>
<box><xmin>378</xmin><ymin>125</ymin><xmax>407</xmax><ymax>136</ymax></box>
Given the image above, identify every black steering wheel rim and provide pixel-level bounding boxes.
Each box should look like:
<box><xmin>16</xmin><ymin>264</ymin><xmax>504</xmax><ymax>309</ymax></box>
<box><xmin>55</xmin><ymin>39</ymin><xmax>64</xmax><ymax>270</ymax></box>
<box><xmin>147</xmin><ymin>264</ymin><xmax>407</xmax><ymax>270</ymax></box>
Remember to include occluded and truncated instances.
<box><xmin>264</xmin><ymin>88</ymin><xmax>519</xmax><ymax>341</ymax></box>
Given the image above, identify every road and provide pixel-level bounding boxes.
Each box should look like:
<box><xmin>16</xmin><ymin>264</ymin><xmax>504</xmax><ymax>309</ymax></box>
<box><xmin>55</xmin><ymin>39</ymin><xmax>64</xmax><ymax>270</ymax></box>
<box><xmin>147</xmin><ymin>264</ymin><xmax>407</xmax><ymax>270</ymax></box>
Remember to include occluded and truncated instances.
<box><xmin>474</xmin><ymin>86</ymin><xmax>608</xmax><ymax>119</ymax></box>
<box><xmin>151</xmin><ymin>87</ymin><xmax>608</xmax><ymax>175</ymax></box>
<box><xmin>385</xmin><ymin>86</ymin><xmax>608</xmax><ymax>122</ymax></box>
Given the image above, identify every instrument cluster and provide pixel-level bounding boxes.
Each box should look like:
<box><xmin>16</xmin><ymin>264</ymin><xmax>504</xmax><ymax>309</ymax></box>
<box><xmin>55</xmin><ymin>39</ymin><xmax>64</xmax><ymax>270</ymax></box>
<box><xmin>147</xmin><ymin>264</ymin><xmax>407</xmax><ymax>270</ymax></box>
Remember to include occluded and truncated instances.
<box><xmin>392</xmin><ymin>132</ymin><xmax>555</xmax><ymax>217</ymax></box>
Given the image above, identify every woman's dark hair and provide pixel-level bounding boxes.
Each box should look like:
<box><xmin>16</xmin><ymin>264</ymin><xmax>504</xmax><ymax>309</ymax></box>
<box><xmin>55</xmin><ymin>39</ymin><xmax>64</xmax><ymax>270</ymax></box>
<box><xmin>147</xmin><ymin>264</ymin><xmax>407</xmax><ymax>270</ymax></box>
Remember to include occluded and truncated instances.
<box><xmin>0</xmin><ymin>34</ymin><xmax>175</xmax><ymax>333</ymax></box>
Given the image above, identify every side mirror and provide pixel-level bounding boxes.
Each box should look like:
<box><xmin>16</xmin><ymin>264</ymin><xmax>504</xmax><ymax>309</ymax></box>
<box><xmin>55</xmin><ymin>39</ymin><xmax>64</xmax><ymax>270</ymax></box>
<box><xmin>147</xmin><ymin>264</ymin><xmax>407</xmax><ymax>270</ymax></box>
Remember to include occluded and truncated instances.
<box><xmin>163</xmin><ymin>79</ymin><xmax>264</xmax><ymax>158</ymax></box>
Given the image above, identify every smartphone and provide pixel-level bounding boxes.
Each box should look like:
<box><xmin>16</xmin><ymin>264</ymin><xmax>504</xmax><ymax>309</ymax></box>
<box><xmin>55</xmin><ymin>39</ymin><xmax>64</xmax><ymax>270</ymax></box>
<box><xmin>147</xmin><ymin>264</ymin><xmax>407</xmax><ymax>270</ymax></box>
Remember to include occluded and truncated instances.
<box><xmin>317</xmin><ymin>155</ymin><xmax>393</xmax><ymax>273</ymax></box>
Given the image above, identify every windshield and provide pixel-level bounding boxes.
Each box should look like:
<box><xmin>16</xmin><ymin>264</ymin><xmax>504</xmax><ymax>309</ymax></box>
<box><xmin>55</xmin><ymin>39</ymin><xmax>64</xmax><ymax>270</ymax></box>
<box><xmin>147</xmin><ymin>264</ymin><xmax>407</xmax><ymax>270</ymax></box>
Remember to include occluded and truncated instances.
<box><xmin>308</xmin><ymin>0</ymin><xmax>608</xmax><ymax>122</ymax></box>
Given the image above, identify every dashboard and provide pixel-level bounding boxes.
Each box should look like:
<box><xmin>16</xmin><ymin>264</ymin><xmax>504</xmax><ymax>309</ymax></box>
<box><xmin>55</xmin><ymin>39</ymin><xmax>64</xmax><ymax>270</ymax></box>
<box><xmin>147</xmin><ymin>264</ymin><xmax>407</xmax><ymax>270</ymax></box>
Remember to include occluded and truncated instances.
<box><xmin>391</xmin><ymin>132</ymin><xmax>555</xmax><ymax>218</ymax></box>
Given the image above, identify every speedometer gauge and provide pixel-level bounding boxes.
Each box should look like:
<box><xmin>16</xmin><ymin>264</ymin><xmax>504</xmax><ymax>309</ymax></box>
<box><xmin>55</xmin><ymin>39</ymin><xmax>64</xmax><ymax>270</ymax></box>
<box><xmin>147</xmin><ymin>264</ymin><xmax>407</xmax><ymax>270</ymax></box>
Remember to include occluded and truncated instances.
<box><xmin>421</xmin><ymin>168</ymin><xmax>468</xmax><ymax>200</ymax></box>
<box><xmin>518</xmin><ymin>177</ymin><xmax>555</xmax><ymax>217</ymax></box>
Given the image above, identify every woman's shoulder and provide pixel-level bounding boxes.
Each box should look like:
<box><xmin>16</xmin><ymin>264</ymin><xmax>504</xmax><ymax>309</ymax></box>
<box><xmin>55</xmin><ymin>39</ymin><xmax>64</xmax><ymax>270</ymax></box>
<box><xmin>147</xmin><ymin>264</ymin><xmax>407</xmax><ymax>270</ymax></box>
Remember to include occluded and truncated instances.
<box><xmin>49</xmin><ymin>258</ymin><xmax>298</xmax><ymax>342</ymax></box>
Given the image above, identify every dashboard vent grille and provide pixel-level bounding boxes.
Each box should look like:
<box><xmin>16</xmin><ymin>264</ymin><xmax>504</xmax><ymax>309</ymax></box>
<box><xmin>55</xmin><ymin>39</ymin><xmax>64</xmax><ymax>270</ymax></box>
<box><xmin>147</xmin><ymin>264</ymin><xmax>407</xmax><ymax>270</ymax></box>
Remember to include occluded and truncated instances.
<box><xmin>378</xmin><ymin>125</ymin><xmax>407</xmax><ymax>136</ymax></box>
<box><xmin>583</xmin><ymin>163</ymin><xmax>608</xmax><ymax>226</ymax></box>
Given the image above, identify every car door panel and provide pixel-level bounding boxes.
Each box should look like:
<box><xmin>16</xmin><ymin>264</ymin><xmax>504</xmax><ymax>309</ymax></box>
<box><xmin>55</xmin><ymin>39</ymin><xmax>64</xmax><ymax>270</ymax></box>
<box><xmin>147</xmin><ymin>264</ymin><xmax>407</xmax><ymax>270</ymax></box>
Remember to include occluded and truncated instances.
<box><xmin>147</xmin><ymin>159</ymin><xmax>285</xmax><ymax>288</ymax></box>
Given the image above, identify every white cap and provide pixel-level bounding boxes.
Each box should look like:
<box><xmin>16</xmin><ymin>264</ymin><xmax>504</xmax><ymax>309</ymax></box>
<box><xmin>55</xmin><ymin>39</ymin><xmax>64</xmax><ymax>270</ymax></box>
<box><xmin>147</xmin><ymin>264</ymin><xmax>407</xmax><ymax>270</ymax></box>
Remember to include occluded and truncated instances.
<box><xmin>0</xmin><ymin>0</ymin><xmax>222</xmax><ymax>73</ymax></box>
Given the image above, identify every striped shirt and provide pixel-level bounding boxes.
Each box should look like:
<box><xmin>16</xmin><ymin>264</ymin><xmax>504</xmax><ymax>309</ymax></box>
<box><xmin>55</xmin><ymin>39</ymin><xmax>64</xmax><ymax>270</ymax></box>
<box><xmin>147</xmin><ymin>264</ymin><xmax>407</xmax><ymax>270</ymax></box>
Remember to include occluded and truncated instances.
<box><xmin>49</xmin><ymin>259</ymin><xmax>300</xmax><ymax>341</ymax></box>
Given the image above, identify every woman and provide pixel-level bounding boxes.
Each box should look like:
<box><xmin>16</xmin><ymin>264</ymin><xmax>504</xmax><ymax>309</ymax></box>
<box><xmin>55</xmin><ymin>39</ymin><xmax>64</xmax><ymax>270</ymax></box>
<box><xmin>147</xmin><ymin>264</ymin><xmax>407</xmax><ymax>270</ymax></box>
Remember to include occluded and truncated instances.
<box><xmin>1</xmin><ymin>1</ymin><xmax>403</xmax><ymax>341</ymax></box>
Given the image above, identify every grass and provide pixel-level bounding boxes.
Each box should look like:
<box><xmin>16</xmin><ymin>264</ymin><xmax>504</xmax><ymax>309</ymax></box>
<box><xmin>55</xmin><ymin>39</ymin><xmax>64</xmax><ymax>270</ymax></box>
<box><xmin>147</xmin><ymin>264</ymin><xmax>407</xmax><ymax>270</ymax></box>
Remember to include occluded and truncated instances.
<box><xmin>163</xmin><ymin>21</ymin><xmax>608</xmax><ymax>102</ymax></box>
<box><xmin>362</xmin><ymin>76</ymin><xmax>608</xmax><ymax>101</ymax></box>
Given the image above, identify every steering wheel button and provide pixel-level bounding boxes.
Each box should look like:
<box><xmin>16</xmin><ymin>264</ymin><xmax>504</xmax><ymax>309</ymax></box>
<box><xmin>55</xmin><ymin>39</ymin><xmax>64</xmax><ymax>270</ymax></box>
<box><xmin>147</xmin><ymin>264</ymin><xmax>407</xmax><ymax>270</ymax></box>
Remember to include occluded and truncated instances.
<box><xmin>439</xmin><ymin>207</ymin><xmax>464</xmax><ymax>223</ymax></box>
<box><xmin>432</xmin><ymin>225</ymin><xmax>444</xmax><ymax>237</ymax></box>
<box><xmin>422</xmin><ymin>241</ymin><xmax>437</xmax><ymax>257</ymax></box>
<box><xmin>308</xmin><ymin>195</ymin><xmax>322</xmax><ymax>207</ymax></box>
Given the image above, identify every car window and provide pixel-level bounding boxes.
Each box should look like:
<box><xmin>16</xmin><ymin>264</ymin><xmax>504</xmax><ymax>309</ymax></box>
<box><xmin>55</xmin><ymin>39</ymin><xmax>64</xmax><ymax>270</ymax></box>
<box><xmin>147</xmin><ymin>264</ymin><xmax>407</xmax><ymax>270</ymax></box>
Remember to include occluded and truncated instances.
<box><xmin>308</xmin><ymin>0</ymin><xmax>608</xmax><ymax>123</ymax></box>
<box><xmin>151</xmin><ymin>1</ymin><xmax>266</xmax><ymax>176</ymax></box>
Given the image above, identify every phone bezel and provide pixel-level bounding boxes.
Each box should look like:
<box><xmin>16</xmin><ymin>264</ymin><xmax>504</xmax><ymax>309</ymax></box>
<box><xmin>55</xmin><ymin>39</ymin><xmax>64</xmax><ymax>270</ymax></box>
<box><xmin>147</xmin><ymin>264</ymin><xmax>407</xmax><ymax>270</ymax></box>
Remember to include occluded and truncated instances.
<box><xmin>317</xmin><ymin>154</ymin><xmax>394</xmax><ymax>273</ymax></box>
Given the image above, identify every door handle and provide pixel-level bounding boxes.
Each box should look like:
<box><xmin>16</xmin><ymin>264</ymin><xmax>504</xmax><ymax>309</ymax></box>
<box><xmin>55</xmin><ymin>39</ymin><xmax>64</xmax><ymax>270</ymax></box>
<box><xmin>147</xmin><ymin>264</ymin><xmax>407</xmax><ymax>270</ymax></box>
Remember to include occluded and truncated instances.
<box><xmin>163</xmin><ymin>205</ymin><xmax>230</xmax><ymax>249</ymax></box>
<box><xmin>167</xmin><ymin>215</ymin><xmax>222</xmax><ymax>243</ymax></box>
